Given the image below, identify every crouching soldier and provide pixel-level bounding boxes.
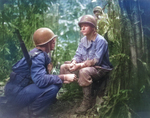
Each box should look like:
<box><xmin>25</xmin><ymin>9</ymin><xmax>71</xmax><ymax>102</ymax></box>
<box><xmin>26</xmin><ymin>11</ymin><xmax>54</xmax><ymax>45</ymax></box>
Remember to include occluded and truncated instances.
<box><xmin>60</xmin><ymin>15</ymin><xmax>113</xmax><ymax>114</ymax></box>
<box><xmin>4</xmin><ymin>28</ymin><xmax>77</xmax><ymax>117</ymax></box>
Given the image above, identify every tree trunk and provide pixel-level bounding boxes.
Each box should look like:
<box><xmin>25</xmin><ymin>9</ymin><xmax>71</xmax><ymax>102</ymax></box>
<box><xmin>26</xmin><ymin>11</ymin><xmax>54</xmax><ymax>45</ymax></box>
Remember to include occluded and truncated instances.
<box><xmin>118</xmin><ymin>0</ymin><xmax>150</xmax><ymax>113</ymax></box>
<box><xmin>119</xmin><ymin>0</ymin><xmax>137</xmax><ymax>67</ymax></box>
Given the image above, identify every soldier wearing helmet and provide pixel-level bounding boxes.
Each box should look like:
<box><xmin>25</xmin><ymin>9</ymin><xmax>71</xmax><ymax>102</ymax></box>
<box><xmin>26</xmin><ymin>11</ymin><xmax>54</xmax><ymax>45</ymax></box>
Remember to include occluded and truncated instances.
<box><xmin>60</xmin><ymin>15</ymin><xmax>113</xmax><ymax>113</ymax></box>
<box><xmin>93</xmin><ymin>6</ymin><xmax>109</xmax><ymax>36</ymax></box>
<box><xmin>4</xmin><ymin>28</ymin><xmax>77</xmax><ymax>117</ymax></box>
<box><xmin>93</xmin><ymin>6</ymin><xmax>104</xmax><ymax>20</ymax></box>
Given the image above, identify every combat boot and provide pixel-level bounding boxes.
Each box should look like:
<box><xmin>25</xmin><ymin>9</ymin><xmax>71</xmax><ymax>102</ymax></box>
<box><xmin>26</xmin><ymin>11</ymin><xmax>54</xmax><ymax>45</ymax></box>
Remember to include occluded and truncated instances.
<box><xmin>75</xmin><ymin>85</ymin><xmax>96</xmax><ymax>114</ymax></box>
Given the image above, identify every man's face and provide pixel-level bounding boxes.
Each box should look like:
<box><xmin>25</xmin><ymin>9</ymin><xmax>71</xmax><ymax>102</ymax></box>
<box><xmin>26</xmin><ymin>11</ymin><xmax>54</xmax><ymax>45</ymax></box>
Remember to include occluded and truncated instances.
<box><xmin>94</xmin><ymin>11</ymin><xmax>100</xmax><ymax>19</ymax></box>
<box><xmin>49</xmin><ymin>38</ymin><xmax>56</xmax><ymax>50</ymax></box>
<box><xmin>80</xmin><ymin>23</ymin><xmax>94</xmax><ymax>36</ymax></box>
<box><xmin>45</xmin><ymin>38</ymin><xmax>56</xmax><ymax>53</ymax></box>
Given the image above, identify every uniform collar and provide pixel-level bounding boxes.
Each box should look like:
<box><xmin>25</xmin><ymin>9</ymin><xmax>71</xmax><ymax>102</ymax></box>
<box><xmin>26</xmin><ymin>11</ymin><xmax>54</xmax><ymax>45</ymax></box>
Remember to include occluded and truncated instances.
<box><xmin>81</xmin><ymin>35</ymin><xmax>98</xmax><ymax>49</ymax></box>
<box><xmin>81</xmin><ymin>37</ymin><xmax>92</xmax><ymax>49</ymax></box>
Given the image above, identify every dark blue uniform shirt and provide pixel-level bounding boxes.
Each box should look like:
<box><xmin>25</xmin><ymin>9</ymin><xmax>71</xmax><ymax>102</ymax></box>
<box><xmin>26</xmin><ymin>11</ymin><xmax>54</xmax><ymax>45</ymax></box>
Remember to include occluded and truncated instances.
<box><xmin>12</xmin><ymin>48</ymin><xmax>62</xmax><ymax>88</ymax></box>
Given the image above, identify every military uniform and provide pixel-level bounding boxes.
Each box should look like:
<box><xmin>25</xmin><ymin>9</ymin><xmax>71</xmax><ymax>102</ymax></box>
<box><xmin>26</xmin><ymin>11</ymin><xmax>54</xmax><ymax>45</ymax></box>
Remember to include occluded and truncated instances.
<box><xmin>4</xmin><ymin>48</ymin><xmax>62</xmax><ymax>117</ymax></box>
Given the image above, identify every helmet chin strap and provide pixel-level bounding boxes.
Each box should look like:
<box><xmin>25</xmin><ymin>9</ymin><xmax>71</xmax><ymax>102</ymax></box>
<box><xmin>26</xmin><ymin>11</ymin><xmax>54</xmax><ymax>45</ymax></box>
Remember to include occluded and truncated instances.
<box><xmin>48</xmin><ymin>51</ymin><xmax>51</xmax><ymax>58</ymax></box>
<box><xmin>47</xmin><ymin>44</ymin><xmax>51</xmax><ymax>58</ymax></box>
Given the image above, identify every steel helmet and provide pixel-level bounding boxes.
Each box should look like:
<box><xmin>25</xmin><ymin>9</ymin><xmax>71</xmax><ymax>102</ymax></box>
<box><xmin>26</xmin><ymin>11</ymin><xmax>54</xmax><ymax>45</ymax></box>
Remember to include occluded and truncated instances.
<box><xmin>33</xmin><ymin>28</ymin><xmax>57</xmax><ymax>46</ymax></box>
<box><xmin>93</xmin><ymin>6</ymin><xmax>103</xmax><ymax>14</ymax></box>
<box><xmin>78</xmin><ymin>15</ymin><xmax>97</xmax><ymax>28</ymax></box>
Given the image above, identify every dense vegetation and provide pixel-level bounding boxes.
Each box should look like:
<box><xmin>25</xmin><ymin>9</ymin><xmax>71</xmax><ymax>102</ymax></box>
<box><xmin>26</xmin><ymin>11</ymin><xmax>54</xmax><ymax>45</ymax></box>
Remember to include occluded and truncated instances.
<box><xmin>0</xmin><ymin>0</ymin><xmax>150</xmax><ymax>117</ymax></box>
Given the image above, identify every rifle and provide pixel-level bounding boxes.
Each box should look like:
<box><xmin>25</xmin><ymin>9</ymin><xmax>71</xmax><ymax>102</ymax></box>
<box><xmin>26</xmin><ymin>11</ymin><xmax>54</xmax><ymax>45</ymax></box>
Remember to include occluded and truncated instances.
<box><xmin>0</xmin><ymin>30</ymin><xmax>32</xmax><ymax>106</ymax></box>
<box><xmin>15</xmin><ymin>29</ymin><xmax>32</xmax><ymax>68</ymax></box>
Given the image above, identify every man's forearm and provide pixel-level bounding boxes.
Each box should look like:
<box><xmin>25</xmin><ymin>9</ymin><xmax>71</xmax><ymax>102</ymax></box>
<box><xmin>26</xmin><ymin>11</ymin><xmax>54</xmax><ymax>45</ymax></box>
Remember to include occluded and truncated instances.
<box><xmin>75</xmin><ymin>63</ymin><xmax>85</xmax><ymax>69</ymax></box>
<box><xmin>58</xmin><ymin>75</ymin><xmax>65</xmax><ymax>81</ymax></box>
<box><xmin>75</xmin><ymin>59</ymin><xmax>98</xmax><ymax>69</ymax></box>
<box><xmin>84</xmin><ymin>59</ymin><xmax>98</xmax><ymax>67</ymax></box>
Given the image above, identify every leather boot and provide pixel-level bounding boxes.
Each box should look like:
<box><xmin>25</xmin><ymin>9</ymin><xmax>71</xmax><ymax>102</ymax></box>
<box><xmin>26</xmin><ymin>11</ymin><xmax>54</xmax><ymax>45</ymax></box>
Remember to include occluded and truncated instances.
<box><xmin>75</xmin><ymin>85</ymin><xmax>96</xmax><ymax>114</ymax></box>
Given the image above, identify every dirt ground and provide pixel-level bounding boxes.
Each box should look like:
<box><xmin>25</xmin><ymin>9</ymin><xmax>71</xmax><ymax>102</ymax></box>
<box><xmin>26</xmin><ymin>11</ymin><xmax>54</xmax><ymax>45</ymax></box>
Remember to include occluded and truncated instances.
<box><xmin>0</xmin><ymin>84</ymin><xmax>100</xmax><ymax>118</ymax></box>
<box><xmin>0</xmin><ymin>95</ymin><xmax>99</xmax><ymax>118</ymax></box>
<box><xmin>48</xmin><ymin>98</ymin><xmax>99</xmax><ymax>118</ymax></box>
<box><xmin>0</xmin><ymin>98</ymin><xmax>98</xmax><ymax>118</ymax></box>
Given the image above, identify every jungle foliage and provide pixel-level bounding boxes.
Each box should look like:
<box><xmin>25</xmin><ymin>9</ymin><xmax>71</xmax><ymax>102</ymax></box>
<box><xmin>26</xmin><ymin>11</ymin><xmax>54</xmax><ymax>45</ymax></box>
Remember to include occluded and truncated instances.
<box><xmin>0</xmin><ymin>0</ymin><xmax>150</xmax><ymax>117</ymax></box>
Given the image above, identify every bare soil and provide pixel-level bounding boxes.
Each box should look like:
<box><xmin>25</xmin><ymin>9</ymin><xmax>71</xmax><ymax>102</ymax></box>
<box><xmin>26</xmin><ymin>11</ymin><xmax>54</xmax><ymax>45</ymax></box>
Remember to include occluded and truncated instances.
<box><xmin>0</xmin><ymin>85</ymin><xmax>100</xmax><ymax>118</ymax></box>
<box><xmin>49</xmin><ymin>98</ymin><xmax>99</xmax><ymax>118</ymax></box>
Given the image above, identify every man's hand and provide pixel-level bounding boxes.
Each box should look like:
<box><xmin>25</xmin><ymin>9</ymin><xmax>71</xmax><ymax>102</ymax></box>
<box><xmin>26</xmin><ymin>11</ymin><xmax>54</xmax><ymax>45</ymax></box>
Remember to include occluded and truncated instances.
<box><xmin>63</xmin><ymin>74</ymin><xmax>77</xmax><ymax>83</ymax></box>
<box><xmin>69</xmin><ymin>64</ymin><xmax>78</xmax><ymax>72</ymax></box>
<box><xmin>69</xmin><ymin>60</ymin><xmax>76</xmax><ymax>69</ymax></box>
<box><xmin>69</xmin><ymin>63</ymin><xmax>86</xmax><ymax>72</ymax></box>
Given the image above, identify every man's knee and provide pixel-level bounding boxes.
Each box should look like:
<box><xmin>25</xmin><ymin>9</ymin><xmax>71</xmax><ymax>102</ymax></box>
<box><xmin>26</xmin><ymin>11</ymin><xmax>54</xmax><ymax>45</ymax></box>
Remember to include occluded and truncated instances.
<box><xmin>78</xmin><ymin>68</ymin><xmax>92</xmax><ymax>87</ymax></box>
<box><xmin>60</xmin><ymin>64</ymin><xmax>67</xmax><ymax>74</ymax></box>
<box><xmin>48</xmin><ymin>84</ymin><xmax>61</xmax><ymax>93</ymax></box>
<box><xmin>79</xmin><ymin>67</ymin><xmax>90</xmax><ymax>76</ymax></box>
<box><xmin>60</xmin><ymin>63</ymin><xmax>69</xmax><ymax>70</ymax></box>
<box><xmin>60</xmin><ymin>64</ymin><xmax>66</xmax><ymax>70</ymax></box>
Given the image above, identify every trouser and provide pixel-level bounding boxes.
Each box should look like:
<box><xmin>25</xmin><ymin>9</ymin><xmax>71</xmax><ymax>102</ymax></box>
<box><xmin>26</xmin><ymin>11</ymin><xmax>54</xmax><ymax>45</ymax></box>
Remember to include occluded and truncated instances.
<box><xmin>4</xmin><ymin>83</ymin><xmax>61</xmax><ymax>117</ymax></box>
<box><xmin>60</xmin><ymin>61</ymin><xmax>110</xmax><ymax>87</ymax></box>
<box><xmin>60</xmin><ymin>62</ymin><xmax>111</xmax><ymax>112</ymax></box>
